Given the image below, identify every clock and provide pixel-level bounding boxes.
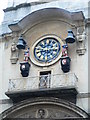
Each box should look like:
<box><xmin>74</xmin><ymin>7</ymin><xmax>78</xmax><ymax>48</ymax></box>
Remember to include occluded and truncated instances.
<box><xmin>34</xmin><ymin>37</ymin><xmax>61</xmax><ymax>63</ymax></box>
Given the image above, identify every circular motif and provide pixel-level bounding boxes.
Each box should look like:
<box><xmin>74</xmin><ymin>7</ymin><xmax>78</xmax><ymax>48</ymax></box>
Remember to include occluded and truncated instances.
<box><xmin>34</xmin><ymin>37</ymin><xmax>61</xmax><ymax>63</ymax></box>
<box><xmin>36</xmin><ymin>109</ymin><xmax>48</xmax><ymax>118</ymax></box>
<box><xmin>37</xmin><ymin>109</ymin><xmax>45</xmax><ymax>118</ymax></box>
<box><xmin>62</xmin><ymin>59</ymin><xmax>67</xmax><ymax>65</ymax></box>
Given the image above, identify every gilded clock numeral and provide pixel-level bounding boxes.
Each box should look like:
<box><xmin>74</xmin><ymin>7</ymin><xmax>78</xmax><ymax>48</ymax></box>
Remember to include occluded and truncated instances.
<box><xmin>45</xmin><ymin>56</ymin><xmax>47</xmax><ymax>60</ymax></box>
<box><xmin>53</xmin><ymin>51</ymin><xmax>56</xmax><ymax>54</ymax></box>
<box><xmin>53</xmin><ymin>43</ymin><xmax>57</xmax><ymax>46</ymax></box>
<box><xmin>40</xmin><ymin>55</ymin><xmax>44</xmax><ymax>60</ymax></box>
<box><xmin>36</xmin><ymin>49</ymin><xmax>41</xmax><ymax>52</ymax></box>
<box><xmin>46</xmin><ymin>39</ymin><xmax>49</xmax><ymax>44</ymax></box>
<box><xmin>37</xmin><ymin>52</ymin><xmax>41</xmax><ymax>57</ymax></box>
<box><xmin>35</xmin><ymin>46</ymin><xmax>41</xmax><ymax>49</ymax></box>
<box><xmin>41</xmin><ymin>41</ymin><xmax>44</xmax><ymax>45</ymax></box>
<box><xmin>50</xmin><ymin>55</ymin><xmax>53</xmax><ymax>58</ymax></box>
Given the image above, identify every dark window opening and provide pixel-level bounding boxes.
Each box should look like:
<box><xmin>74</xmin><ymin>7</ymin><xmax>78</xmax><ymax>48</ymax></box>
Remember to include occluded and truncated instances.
<box><xmin>39</xmin><ymin>71</ymin><xmax>51</xmax><ymax>89</ymax></box>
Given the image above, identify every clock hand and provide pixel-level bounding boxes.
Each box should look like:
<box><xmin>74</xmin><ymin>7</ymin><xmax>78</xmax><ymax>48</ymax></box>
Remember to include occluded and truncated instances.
<box><xmin>53</xmin><ymin>43</ymin><xmax>57</xmax><ymax>46</ymax></box>
<box><xmin>46</xmin><ymin>47</ymin><xmax>58</xmax><ymax>51</ymax></box>
<box><xmin>45</xmin><ymin>55</ymin><xmax>47</xmax><ymax>60</ymax></box>
<box><xmin>52</xmin><ymin>46</ymin><xmax>58</xmax><ymax>50</ymax></box>
<box><xmin>43</xmin><ymin>47</ymin><xmax>48</xmax><ymax>51</ymax></box>
<box><xmin>36</xmin><ymin>46</ymin><xmax>58</xmax><ymax>52</ymax></box>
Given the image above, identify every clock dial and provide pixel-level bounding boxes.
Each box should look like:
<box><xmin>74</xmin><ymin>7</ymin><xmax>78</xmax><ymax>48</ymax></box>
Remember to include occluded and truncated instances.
<box><xmin>34</xmin><ymin>37</ymin><xmax>61</xmax><ymax>62</ymax></box>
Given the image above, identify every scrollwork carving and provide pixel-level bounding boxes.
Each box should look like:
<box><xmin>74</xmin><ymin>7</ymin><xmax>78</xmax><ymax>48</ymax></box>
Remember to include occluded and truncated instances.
<box><xmin>76</xmin><ymin>28</ymin><xmax>86</xmax><ymax>55</ymax></box>
<box><xmin>10</xmin><ymin>42</ymin><xmax>19</xmax><ymax>64</ymax></box>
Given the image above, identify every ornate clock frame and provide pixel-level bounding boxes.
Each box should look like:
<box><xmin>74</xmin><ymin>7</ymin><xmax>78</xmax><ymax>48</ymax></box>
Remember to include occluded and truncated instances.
<box><xmin>31</xmin><ymin>35</ymin><xmax>63</xmax><ymax>67</ymax></box>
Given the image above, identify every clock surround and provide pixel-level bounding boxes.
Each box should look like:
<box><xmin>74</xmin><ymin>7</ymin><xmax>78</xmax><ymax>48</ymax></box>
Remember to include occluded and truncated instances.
<box><xmin>31</xmin><ymin>35</ymin><xmax>63</xmax><ymax>67</ymax></box>
<box><xmin>34</xmin><ymin>37</ymin><xmax>61</xmax><ymax>63</ymax></box>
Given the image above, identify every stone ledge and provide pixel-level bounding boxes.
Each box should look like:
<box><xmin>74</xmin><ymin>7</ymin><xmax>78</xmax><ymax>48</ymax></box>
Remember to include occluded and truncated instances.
<box><xmin>5</xmin><ymin>87</ymin><xmax>78</xmax><ymax>104</ymax></box>
<box><xmin>3</xmin><ymin>1</ymin><xmax>53</xmax><ymax>12</ymax></box>
<box><xmin>0</xmin><ymin>92</ymin><xmax>89</xmax><ymax>104</ymax></box>
<box><xmin>3</xmin><ymin>3</ymin><xmax>31</xmax><ymax>12</ymax></box>
<box><xmin>0</xmin><ymin>99</ymin><xmax>13</xmax><ymax>104</ymax></box>
<box><xmin>77</xmin><ymin>93</ymin><xmax>90</xmax><ymax>98</ymax></box>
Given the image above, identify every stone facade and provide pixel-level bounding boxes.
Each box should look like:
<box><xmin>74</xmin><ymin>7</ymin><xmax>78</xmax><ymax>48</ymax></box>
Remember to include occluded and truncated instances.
<box><xmin>0</xmin><ymin>0</ymin><xmax>89</xmax><ymax>119</ymax></box>
<box><xmin>1</xmin><ymin>98</ymin><xmax>88</xmax><ymax>119</ymax></box>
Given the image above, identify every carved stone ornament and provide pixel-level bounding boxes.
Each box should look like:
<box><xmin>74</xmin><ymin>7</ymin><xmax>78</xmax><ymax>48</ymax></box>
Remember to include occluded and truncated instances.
<box><xmin>76</xmin><ymin>28</ymin><xmax>86</xmax><ymax>55</ymax></box>
<box><xmin>36</xmin><ymin>109</ymin><xmax>48</xmax><ymax>118</ymax></box>
<box><xmin>1</xmin><ymin>97</ymin><xmax>89</xmax><ymax>119</ymax></box>
<box><xmin>10</xmin><ymin>42</ymin><xmax>19</xmax><ymax>64</ymax></box>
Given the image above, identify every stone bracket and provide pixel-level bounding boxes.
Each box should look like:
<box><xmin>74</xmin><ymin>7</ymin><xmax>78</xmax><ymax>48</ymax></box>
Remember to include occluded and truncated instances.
<box><xmin>10</xmin><ymin>42</ymin><xmax>19</xmax><ymax>64</ymax></box>
<box><xmin>76</xmin><ymin>28</ymin><xmax>86</xmax><ymax>55</ymax></box>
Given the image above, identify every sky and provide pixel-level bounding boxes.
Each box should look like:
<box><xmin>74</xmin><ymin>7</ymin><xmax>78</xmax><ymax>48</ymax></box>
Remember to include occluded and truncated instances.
<box><xmin>0</xmin><ymin>0</ymin><xmax>38</xmax><ymax>25</ymax></box>
<box><xmin>0</xmin><ymin>0</ymin><xmax>8</xmax><ymax>25</ymax></box>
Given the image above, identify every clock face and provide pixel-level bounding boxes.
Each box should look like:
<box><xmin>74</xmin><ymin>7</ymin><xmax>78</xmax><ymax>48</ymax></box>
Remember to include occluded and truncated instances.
<box><xmin>34</xmin><ymin>37</ymin><xmax>61</xmax><ymax>63</ymax></box>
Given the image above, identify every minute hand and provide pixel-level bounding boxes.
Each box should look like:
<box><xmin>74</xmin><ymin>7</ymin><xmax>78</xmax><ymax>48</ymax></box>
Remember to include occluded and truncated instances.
<box><xmin>48</xmin><ymin>47</ymin><xmax>58</xmax><ymax>50</ymax></box>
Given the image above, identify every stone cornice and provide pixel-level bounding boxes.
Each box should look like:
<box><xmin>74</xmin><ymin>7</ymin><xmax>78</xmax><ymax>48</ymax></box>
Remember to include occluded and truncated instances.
<box><xmin>0</xmin><ymin>93</ymin><xmax>90</xmax><ymax>104</ymax></box>
<box><xmin>3</xmin><ymin>3</ymin><xmax>31</xmax><ymax>12</ymax></box>
<box><xmin>86</xmin><ymin>18</ymin><xmax>90</xmax><ymax>25</ymax></box>
<box><xmin>77</xmin><ymin>93</ymin><xmax>90</xmax><ymax>98</ymax></box>
<box><xmin>3</xmin><ymin>1</ymin><xmax>51</xmax><ymax>12</ymax></box>
<box><xmin>0</xmin><ymin>99</ymin><xmax>13</xmax><ymax>104</ymax></box>
<box><xmin>4</xmin><ymin>0</ymin><xmax>60</xmax><ymax>13</ymax></box>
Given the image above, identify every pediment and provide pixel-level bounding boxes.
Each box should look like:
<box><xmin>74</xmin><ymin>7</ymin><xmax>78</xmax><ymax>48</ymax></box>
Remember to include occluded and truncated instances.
<box><xmin>8</xmin><ymin>8</ymin><xmax>85</xmax><ymax>32</ymax></box>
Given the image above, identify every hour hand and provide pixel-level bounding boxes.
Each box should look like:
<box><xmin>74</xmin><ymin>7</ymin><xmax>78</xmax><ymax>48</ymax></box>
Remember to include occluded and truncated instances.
<box><xmin>47</xmin><ymin>46</ymin><xmax>58</xmax><ymax>51</ymax></box>
<box><xmin>52</xmin><ymin>46</ymin><xmax>58</xmax><ymax>50</ymax></box>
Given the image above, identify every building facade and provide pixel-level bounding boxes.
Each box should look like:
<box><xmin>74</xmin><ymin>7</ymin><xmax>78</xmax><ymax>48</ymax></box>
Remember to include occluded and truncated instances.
<box><xmin>0</xmin><ymin>0</ymin><xmax>90</xmax><ymax>119</ymax></box>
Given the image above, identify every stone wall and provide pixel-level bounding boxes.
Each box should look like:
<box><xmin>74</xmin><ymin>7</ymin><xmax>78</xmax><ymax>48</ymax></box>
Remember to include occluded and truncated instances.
<box><xmin>0</xmin><ymin>0</ymin><xmax>89</xmax><ymax>35</ymax></box>
<box><xmin>0</xmin><ymin>0</ymin><xmax>89</xmax><ymax>116</ymax></box>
